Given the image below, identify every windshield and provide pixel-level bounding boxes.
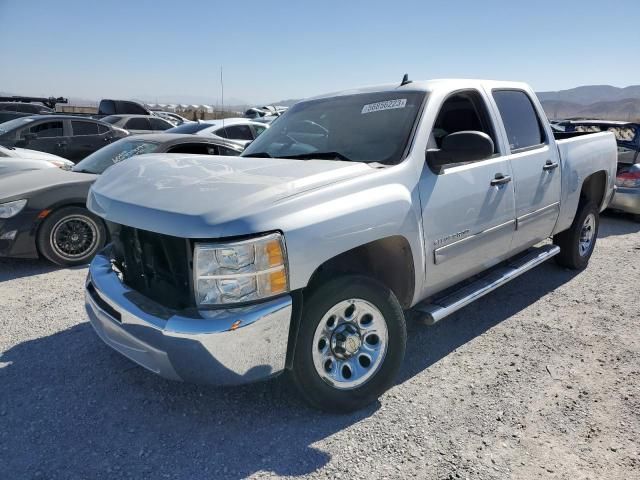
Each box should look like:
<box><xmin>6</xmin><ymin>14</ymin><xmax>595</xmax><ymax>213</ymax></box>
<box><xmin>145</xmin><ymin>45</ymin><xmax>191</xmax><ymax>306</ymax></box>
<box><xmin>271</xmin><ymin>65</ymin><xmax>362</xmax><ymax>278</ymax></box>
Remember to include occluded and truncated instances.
<box><xmin>72</xmin><ymin>139</ymin><xmax>159</xmax><ymax>174</ymax></box>
<box><xmin>166</xmin><ymin>122</ymin><xmax>211</xmax><ymax>134</ymax></box>
<box><xmin>0</xmin><ymin>117</ymin><xmax>36</xmax><ymax>135</ymax></box>
<box><xmin>242</xmin><ymin>91</ymin><xmax>425</xmax><ymax>164</ymax></box>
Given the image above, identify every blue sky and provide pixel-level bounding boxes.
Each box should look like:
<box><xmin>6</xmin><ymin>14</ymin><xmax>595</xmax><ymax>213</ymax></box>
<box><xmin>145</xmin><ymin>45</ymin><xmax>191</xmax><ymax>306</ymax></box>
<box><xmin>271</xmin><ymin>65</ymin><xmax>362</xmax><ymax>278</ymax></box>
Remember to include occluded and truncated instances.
<box><xmin>1</xmin><ymin>0</ymin><xmax>639</xmax><ymax>104</ymax></box>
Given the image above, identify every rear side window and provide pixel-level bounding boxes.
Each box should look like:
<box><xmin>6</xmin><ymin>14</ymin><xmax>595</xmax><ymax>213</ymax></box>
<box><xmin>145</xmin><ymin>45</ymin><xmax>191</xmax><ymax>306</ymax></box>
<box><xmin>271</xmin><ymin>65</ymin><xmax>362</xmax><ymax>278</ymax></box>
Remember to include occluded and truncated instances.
<box><xmin>30</xmin><ymin>121</ymin><xmax>64</xmax><ymax>138</ymax></box>
<box><xmin>72</xmin><ymin>120</ymin><xmax>99</xmax><ymax>136</ymax></box>
<box><xmin>97</xmin><ymin>124</ymin><xmax>110</xmax><ymax>134</ymax></box>
<box><xmin>493</xmin><ymin>90</ymin><xmax>545</xmax><ymax>151</ymax></box>
<box><xmin>125</xmin><ymin>118</ymin><xmax>151</xmax><ymax>130</ymax></box>
<box><xmin>150</xmin><ymin>117</ymin><xmax>172</xmax><ymax>131</ymax></box>
<box><xmin>215</xmin><ymin>125</ymin><xmax>253</xmax><ymax>141</ymax></box>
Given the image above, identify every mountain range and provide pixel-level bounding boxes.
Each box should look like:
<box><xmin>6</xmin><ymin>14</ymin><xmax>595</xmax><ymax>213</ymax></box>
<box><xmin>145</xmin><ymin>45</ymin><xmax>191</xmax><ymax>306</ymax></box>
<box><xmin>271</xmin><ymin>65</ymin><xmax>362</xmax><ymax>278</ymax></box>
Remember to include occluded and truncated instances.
<box><xmin>538</xmin><ymin>85</ymin><xmax>640</xmax><ymax>121</ymax></box>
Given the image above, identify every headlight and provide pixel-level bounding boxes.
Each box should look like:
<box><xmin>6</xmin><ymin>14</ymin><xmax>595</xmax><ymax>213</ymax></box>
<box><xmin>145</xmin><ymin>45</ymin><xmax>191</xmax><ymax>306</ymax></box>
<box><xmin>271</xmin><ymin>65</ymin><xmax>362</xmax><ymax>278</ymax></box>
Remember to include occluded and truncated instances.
<box><xmin>193</xmin><ymin>232</ymin><xmax>288</xmax><ymax>306</ymax></box>
<box><xmin>0</xmin><ymin>199</ymin><xmax>27</xmax><ymax>219</ymax></box>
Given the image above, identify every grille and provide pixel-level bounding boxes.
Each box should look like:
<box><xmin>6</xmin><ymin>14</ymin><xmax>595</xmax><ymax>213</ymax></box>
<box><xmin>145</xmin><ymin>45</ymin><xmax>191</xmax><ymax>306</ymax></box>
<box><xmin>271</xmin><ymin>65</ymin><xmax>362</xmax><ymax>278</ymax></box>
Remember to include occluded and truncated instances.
<box><xmin>107</xmin><ymin>222</ymin><xmax>193</xmax><ymax>310</ymax></box>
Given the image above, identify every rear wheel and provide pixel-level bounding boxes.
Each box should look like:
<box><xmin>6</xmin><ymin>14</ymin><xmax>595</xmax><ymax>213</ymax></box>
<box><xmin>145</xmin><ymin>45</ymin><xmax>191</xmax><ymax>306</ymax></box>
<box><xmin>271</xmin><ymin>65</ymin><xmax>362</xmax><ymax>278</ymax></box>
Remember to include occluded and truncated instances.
<box><xmin>37</xmin><ymin>206</ymin><xmax>106</xmax><ymax>267</ymax></box>
<box><xmin>290</xmin><ymin>275</ymin><xmax>406</xmax><ymax>413</ymax></box>
<box><xmin>553</xmin><ymin>201</ymin><xmax>599</xmax><ymax>269</ymax></box>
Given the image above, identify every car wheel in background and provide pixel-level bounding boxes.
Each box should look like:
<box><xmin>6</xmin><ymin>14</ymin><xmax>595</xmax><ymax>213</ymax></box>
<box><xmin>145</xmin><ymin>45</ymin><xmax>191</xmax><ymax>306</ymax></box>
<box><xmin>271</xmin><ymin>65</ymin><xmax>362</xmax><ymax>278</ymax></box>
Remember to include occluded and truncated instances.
<box><xmin>37</xmin><ymin>206</ymin><xmax>106</xmax><ymax>267</ymax></box>
<box><xmin>290</xmin><ymin>275</ymin><xmax>407</xmax><ymax>413</ymax></box>
<box><xmin>553</xmin><ymin>200</ymin><xmax>599</xmax><ymax>270</ymax></box>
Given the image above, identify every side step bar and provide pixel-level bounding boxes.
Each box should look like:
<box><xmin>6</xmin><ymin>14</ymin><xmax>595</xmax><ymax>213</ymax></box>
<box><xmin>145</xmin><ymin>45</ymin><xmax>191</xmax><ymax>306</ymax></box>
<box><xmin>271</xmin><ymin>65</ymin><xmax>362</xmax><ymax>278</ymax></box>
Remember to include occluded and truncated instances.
<box><xmin>415</xmin><ymin>244</ymin><xmax>560</xmax><ymax>325</ymax></box>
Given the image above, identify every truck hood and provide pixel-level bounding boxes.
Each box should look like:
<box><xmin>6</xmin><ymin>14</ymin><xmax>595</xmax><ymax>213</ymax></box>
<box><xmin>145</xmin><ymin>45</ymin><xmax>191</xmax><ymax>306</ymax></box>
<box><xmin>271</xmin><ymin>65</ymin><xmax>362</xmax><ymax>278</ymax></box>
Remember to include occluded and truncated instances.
<box><xmin>88</xmin><ymin>154</ymin><xmax>376</xmax><ymax>237</ymax></box>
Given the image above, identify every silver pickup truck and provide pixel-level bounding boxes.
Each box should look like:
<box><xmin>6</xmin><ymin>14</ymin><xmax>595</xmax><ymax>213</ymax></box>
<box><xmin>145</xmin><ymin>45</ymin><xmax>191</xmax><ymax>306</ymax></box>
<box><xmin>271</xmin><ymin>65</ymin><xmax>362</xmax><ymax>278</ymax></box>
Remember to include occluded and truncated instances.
<box><xmin>84</xmin><ymin>78</ymin><xmax>617</xmax><ymax>412</ymax></box>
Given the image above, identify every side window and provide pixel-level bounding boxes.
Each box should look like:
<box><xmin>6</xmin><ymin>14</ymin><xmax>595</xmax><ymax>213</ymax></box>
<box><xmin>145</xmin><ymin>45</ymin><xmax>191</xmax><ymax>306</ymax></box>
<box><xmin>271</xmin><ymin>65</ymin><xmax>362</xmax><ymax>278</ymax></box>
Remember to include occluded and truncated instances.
<box><xmin>253</xmin><ymin>124</ymin><xmax>267</xmax><ymax>137</ymax></box>
<box><xmin>215</xmin><ymin>125</ymin><xmax>253</xmax><ymax>141</ymax></box>
<box><xmin>71</xmin><ymin>121</ymin><xmax>100</xmax><ymax>136</ymax></box>
<box><xmin>219</xmin><ymin>146</ymin><xmax>241</xmax><ymax>156</ymax></box>
<box><xmin>97</xmin><ymin>124</ymin><xmax>110</xmax><ymax>134</ymax></box>
<box><xmin>125</xmin><ymin>118</ymin><xmax>151</xmax><ymax>130</ymax></box>
<box><xmin>150</xmin><ymin>117</ymin><xmax>171</xmax><ymax>131</ymax></box>
<box><xmin>30</xmin><ymin>121</ymin><xmax>64</xmax><ymax>138</ymax></box>
<box><xmin>426</xmin><ymin>90</ymin><xmax>498</xmax><ymax>171</ymax></box>
<box><xmin>493</xmin><ymin>90</ymin><xmax>545</xmax><ymax>151</ymax></box>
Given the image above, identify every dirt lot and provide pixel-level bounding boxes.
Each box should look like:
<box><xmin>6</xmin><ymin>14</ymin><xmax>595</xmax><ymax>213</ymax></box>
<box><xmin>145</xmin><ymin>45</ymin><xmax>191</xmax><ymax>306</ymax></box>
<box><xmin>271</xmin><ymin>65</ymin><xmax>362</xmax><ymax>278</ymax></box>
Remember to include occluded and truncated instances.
<box><xmin>0</xmin><ymin>214</ymin><xmax>638</xmax><ymax>480</ymax></box>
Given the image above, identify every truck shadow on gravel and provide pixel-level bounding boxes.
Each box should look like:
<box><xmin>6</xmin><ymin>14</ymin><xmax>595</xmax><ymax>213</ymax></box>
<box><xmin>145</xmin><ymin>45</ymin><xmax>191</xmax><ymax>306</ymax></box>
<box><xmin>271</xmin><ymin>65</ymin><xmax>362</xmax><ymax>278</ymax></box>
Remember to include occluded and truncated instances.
<box><xmin>0</xmin><ymin>258</ymin><xmax>86</xmax><ymax>282</ymax></box>
<box><xmin>598</xmin><ymin>213</ymin><xmax>640</xmax><ymax>238</ymax></box>
<box><xmin>0</xmin><ymin>262</ymin><xmax>580</xmax><ymax>479</ymax></box>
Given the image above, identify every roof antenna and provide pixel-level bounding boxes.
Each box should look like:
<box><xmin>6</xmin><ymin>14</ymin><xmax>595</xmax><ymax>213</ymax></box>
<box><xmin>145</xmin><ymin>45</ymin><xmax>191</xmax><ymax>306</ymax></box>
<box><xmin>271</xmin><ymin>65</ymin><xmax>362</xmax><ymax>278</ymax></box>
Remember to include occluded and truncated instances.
<box><xmin>400</xmin><ymin>73</ymin><xmax>412</xmax><ymax>86</ymax></box>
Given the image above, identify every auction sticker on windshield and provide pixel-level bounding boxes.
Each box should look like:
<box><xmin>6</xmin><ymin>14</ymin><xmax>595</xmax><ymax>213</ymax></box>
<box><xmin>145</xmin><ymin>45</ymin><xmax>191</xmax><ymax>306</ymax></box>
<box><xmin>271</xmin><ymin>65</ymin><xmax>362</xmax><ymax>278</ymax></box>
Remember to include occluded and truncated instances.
<box><xmin>361</xmin><ymin>99</ymin><xmax>407</xmax><ymax>114</ymax></box>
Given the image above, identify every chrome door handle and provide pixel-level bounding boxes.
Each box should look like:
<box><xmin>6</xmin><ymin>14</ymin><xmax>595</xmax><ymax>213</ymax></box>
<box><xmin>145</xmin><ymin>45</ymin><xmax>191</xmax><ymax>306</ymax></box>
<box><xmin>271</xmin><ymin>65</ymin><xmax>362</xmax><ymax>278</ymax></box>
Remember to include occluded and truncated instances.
<box><xmin>543</xmin><ymin>160</ymin><xmax>559</xmax><ymax>171</ymax></box>
<box><xmin>490</xmin><ymin>173</ymin><xmax>512</xmax><ymax>186</ymax></box>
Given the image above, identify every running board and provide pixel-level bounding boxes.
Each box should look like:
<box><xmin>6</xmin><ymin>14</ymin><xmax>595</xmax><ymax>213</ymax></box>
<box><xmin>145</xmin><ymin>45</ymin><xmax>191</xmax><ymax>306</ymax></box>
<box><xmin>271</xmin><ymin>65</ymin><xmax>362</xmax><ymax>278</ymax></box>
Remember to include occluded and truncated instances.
<box><xmin>415</xmin><ymin>245</ymin><xmax>560</xmax><ymax>325</ymax></box>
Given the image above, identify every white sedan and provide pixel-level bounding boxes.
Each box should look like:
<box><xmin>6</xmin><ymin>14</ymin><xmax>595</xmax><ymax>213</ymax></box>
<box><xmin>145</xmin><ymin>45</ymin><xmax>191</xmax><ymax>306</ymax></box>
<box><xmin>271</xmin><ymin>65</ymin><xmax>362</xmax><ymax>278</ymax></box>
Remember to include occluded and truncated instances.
<box><xmin>167</xmin><ymin>118</ymin><xmax>268</xmax><ymax>147</ymax></box>
<box><xmin>0</xmin><ymin>145</ymin><xmax>74</xmax><ymax>176</ymax></box>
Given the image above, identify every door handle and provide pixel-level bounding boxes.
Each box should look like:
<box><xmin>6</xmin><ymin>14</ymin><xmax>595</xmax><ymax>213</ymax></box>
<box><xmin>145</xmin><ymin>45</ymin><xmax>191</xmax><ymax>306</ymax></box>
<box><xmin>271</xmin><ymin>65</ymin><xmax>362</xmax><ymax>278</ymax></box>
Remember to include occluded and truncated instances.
<box><xmin>56</xmin><ymin>141</ymin><xmax>67</xmax><ymax>148</ymax></box>
<box><xmin>490</xmin><ymin>173</ymin><xmax>512</xmax><ymax>186</ymax></box>
<box><xmin>543</xmin><ymin>160</ymin><xmax>559</xmax><ymax>171</ymax></box>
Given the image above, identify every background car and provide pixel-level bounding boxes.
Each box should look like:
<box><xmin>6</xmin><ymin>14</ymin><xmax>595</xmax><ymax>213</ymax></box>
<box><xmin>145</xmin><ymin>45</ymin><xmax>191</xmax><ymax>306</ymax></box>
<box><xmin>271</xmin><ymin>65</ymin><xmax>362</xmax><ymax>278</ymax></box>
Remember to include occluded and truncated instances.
<box><xmin>189</xmin><ymin>118</ymin><xmax>268</xmax><ymax>146</ymax></box>
<box><xmin>0</xmin><ymin>115</ymin><xmax>128</xmax><ymax>163</ymax></box>
<box><xmin>0</xmin><ymin>134</ymin><xmax>243</xmax><ymax>266</ymax></box>
<box><xmin>0</xmin><ymin>145</ymin><xmax>74</xmax><ymax>176</ymax></box>
<box><xmin>101</xmin><ymin>114</ymin><xmax>174</xmax><ymax>134</ymax></box>
<box><xmin>0</xmin><ymin>101</ymin><xmax>54</xmax><ymax>123</ymax></box>
<box><xmin>558</xmin><ymin>120</ymin><xmax>640</xmax><ymax>220</ymax></box>
<box><xmin>153</xmin><ymin>111</ymin><xmax>191</xmax><ymax>125</ymax></box>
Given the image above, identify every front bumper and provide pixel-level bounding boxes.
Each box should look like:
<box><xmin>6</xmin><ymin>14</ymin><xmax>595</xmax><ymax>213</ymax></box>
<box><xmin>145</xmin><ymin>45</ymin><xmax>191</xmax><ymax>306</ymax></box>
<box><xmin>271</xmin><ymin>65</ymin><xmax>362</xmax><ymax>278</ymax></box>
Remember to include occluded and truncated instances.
<box><xmin>609</xmin><ymin>187</ymin><xmax>640</xmax><ymax>215</ymax></box>
<box><xmin>85</xmin><ymin>251</ymin><xmax>292</xmax><ymax>385</ymax></box>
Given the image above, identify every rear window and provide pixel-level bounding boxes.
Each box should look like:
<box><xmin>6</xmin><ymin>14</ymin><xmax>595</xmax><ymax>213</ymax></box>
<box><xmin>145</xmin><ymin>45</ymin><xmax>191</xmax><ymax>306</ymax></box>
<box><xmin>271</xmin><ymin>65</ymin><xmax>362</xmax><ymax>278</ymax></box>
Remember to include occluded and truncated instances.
<box><xmin>125</xmin><ymin>118</ymin><xmax>151</xmax><ymax>130</ymax></box>
<box><xmin>166</xmin><ymin>122</ymin><xmax>211</xmax><ymax>134</ymax></box>
<box><xmin>493</xmin><ymin>90</ymin><xmax>545</xmax><ymax>151</ymax></box>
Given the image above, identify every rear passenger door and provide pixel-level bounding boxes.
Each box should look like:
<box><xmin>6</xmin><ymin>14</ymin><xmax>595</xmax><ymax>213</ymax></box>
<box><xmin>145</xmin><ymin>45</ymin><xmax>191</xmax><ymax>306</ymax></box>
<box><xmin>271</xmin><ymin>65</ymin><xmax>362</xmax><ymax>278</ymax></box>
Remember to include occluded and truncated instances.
<box><xmin>68</xmin><ymin>120</ymin><xmax>105</xmax><ymax>161</ymax></box>
<box><xmin>489</xmin><ymin>89</ymin><xmax>561</xmax><ymax>253</ymax></box>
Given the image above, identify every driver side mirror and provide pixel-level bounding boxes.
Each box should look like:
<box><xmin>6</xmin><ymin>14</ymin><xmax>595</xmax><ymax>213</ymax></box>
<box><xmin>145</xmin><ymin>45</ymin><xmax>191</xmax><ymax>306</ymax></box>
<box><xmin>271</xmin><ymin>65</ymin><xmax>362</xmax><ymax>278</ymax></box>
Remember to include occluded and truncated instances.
<box><xmin>427</xmin><ymin>131</ymin><xmax>494</xmax><ymax>173</ymax></box>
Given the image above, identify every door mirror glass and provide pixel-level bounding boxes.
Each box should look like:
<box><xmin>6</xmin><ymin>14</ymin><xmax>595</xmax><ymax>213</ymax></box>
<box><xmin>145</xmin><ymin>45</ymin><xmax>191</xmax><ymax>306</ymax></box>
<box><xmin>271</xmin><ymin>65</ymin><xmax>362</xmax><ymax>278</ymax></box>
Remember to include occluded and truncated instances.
<box><xmin>427</xmin><ymin>131</ymin><xmax>494</xmax><ymax>173</ymax></box>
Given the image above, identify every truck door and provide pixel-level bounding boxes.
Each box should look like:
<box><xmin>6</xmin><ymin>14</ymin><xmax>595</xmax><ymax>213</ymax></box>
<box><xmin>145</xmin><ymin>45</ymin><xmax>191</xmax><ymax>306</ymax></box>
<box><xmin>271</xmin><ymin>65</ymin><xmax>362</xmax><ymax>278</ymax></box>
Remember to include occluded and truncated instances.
<box><xmin>489</xmin><ymin>89</ymin><xmax>561</xmax><ymax>253</ymax></box>
<box><xmin>419</xmin><ymin>89</ymin><xmax>516</xmax><ymax>295</ymax></box>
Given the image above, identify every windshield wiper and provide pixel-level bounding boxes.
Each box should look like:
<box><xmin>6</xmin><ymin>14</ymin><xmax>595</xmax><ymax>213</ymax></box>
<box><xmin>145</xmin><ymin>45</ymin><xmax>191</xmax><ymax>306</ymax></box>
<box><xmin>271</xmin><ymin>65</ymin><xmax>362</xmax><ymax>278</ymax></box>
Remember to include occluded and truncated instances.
<box><xmin>242</xmin><ymin>151</ymin><xmax>272</xmax><ymax>158</ymax></box>
<box><xmin>280</xmin><ymin>151</ymin><xmax>353</xmax><ymax>162</ymax></box>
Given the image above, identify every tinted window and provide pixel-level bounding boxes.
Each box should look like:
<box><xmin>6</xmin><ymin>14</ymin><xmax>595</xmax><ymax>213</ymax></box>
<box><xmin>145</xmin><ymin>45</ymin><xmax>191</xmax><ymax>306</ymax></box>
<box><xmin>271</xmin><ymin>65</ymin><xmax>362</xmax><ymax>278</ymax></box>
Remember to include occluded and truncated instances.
<box><xmin>125</xmin><ymin>118</ymin><xmax>151</xmax><ymax>130</ymax></box>
<box><xmin>30</xmin><ymin>121</ymin><xmax>64</xmax><ymax>138</ymax></box>
<box><xmin>72</xmin><ymin>120</ymin><xmax>100</xmax><ymax>136</ymax></box>
<box><xmin>97</xmin><ymin>124</ymin><xmax>110</xmax><ymax>134</ymax></box>
<box><xmin>150</xmin><ymin>117</ymin><xmax>172</xmax><ymax>131</ymax></box>
<box><xmin>219</xmin><ymin>145</ymin><xmax>241</xmax><ymax>156</ymax></box>
<box><xmin>215</xmin><ymin>125</ymin><xmax>253</xmax><ymax>141</ymax></box>
<box><xmin>73</xmin><ymin>139</ymin><xmax>159</xmax><ymax>174</ymax></box>
<box><xmin>493</xmin><ymin>90</ymin><xmax>544</xmax><ymax>150</ymax></box>
<box><xmin>166</xmin><ymin>122</ymin><xmax>211</xmax><ymax>134</ymax></box>
<box><xmin>99</xmin><ymin>100</ymin><xmax>116</xmax><ymax>115</ymax></box>
<box><xmin>15</xmin><ymin>104</ymin><xmax>45</xmax><ymax>114</ymax></box>
<box><xmin>166</xmin><ymin>143</ymin><xmax>218</xmax><ymax>155</ymax></box>
<box><xmin>0</xmin><ymin>104</ymin><xmax>17</xmax><ymax>111</ymax></box>
<box><xmin>115</xmin><ymin>101</ymin><xmax>148</xmax><ymax>115</ymax></box>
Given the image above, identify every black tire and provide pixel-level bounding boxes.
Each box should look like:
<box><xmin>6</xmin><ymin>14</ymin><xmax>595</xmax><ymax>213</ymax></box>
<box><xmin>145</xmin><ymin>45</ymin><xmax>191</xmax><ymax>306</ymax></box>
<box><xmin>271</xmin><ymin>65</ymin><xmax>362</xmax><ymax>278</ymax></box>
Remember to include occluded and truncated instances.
<box><xmin>290</xmin><ymin>275</ymin><xmax>407</xmax><ymax>413</ymax></box>
<box><xmin>37</xmin><ymin>206</ymin><xmax>106</xmax><ymax>267</ymax></box>
<box><xmin>553</xmin><ymin>200</ymin><xmax>599</xmax><ymax>270</ymax></box>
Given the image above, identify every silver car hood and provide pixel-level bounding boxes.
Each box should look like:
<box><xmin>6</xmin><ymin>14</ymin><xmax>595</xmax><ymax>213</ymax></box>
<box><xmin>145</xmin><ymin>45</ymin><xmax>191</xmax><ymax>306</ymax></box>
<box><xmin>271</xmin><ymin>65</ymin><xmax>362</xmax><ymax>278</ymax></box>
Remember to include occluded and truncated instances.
<box><xmin>88</xmin><ymin>153</ymin><xmax>375</xmax><ymax>237</ymax></box>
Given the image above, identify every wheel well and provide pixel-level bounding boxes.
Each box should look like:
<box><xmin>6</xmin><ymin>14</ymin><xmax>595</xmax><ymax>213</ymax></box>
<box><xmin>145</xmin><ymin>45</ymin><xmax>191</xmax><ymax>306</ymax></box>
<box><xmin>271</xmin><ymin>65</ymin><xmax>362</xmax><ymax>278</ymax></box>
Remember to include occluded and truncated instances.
<box><xmin>34</xmin><ymin>202</ymin><xmax>106</xmax><ymax>255</ymax></box>
<box><xmin>306</xmin><ymin>236</ymin><xmax>415</xmax><ymax>309</ymax></box>
<box><xmin>580</xmin><ymin>171</ymin><xmax>607</xmax><ymax>208</ymax></box>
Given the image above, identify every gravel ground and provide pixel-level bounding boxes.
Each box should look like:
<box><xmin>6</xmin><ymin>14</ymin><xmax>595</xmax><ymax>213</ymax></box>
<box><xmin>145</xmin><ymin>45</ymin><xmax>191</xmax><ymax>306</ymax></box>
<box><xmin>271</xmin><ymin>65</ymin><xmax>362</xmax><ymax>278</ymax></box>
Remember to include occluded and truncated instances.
<box><xmin>1</xmin><ymin>213</ymin><xmax>639</xmax><ymax>480</ymax></box>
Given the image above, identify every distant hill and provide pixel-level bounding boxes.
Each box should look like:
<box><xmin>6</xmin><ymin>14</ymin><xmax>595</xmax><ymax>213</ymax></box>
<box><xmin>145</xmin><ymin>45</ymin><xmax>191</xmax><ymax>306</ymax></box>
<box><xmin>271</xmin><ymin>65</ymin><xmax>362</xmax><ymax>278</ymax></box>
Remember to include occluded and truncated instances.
<box><xmin>539</xmin><ymin>85</ymin><xmax>640</xmax><ymax>121</ymax></box>
<box><xmin>538</xmin><ymin>85</ymin><xmax>640</xmax><ymax>105</ymax></box>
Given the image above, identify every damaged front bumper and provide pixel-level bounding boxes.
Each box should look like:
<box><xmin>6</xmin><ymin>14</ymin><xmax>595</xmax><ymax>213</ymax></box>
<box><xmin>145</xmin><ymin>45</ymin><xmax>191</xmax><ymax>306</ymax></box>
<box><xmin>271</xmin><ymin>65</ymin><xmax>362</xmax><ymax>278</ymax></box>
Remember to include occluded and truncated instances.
<box><xmin>85</xmin><ymin>251</ymin><xmax>292</xmax><ymax>385</ymax></box>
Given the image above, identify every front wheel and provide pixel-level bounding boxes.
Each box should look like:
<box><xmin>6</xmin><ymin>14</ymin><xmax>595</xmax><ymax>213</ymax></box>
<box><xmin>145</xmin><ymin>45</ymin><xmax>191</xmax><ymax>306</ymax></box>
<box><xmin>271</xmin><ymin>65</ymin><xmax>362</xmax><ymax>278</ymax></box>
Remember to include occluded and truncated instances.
<box><xmin>290</xmin><ymin>275</ymin><xmax>407</xmax><ymax>413</ymax></box>
<box><xmin>553</xmin><ymin>200</ymin><xmax>599</xmax><ymax>269</ymax></box>
<box><xmin>37</xmin><ymin>206</ymin><xmax>106</xmax><ymax>267</ymax></box>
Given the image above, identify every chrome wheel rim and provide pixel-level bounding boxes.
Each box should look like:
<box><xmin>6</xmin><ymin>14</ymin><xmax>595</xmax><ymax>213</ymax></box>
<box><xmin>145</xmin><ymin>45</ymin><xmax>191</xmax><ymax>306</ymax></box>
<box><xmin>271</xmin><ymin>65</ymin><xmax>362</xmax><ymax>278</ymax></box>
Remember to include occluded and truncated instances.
<box><xmin>578</xmin><ymin>213</ymin><xmax>596</xmax><ymax>257</ymax></box>
<box><xmin>50</xmin><ymin>215</ymin><xmax>99</xmax><ymax>260</ymax></box>
<box><xmin>311</xmin><ymin>299</ymin><xmax>389</xmax><ymax>390</ymax></box>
